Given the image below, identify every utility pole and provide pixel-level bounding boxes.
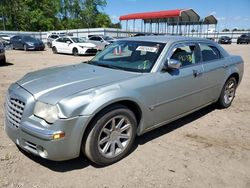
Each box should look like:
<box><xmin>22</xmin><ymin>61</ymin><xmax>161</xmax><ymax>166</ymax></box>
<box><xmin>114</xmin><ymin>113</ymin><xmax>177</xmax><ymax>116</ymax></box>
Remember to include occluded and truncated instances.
<box><xmin>1</xmin><ymin>11</ymin><xmax>6</xmax><ymax>30</ymax></box>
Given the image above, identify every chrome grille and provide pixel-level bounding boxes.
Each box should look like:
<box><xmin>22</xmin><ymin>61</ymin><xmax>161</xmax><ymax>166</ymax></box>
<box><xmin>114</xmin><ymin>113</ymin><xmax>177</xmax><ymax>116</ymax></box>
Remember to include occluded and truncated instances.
<box><xmin>6</xmin><ymin>97</ymin><xmax>25</xmax><ymax>128</ymax></box>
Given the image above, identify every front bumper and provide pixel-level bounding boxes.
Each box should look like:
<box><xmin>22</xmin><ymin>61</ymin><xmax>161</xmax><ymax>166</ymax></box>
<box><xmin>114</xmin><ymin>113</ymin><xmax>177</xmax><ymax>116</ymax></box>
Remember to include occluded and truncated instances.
<box><xmin>219</xmin><ymin>40</ymin><xmax>231</xmax><ymax>44</ymax></box>
<box><xmin>26</xmin><ymin>44</ymin><xmax>45</xmax><ymax>51</ymax></box>
<box><xmin>4</xmin><ymin>83</ymin><xmax>93</xmax><ymax>161</ymax></box>
<box><xmin>5</xmin><ymin>115</ymin><xmax>90</xmax><ymax>161</ymax></box>
<box><xmin>237</xmin><ymin>39</ymin><xmax>249</xmax><ymax>43</ymax></box>
<box><xmin>78</xmin><ymin>47</ymin><xmax>97</xmax><ymax>55</ymax></box>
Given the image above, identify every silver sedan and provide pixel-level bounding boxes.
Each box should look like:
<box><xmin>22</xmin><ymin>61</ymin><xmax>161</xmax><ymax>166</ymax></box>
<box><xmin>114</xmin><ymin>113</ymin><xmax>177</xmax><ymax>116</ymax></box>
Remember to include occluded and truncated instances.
<box><xmin>5</xmin><ymin>36</ymin><xmax>244</xmax><ymax>165</ymax></box>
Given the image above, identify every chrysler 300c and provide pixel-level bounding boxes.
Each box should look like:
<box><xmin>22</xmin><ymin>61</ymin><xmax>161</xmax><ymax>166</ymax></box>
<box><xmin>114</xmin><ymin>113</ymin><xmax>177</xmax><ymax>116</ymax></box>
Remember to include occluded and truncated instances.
<box><xmin>5</xmin><ymin>36</ymin><xmax>244</xmax><ymax>165</ymax></box>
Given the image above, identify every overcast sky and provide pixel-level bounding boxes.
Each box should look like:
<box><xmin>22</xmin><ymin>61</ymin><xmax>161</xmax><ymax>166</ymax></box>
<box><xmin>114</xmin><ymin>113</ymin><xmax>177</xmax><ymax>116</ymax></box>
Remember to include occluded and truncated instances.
<box><xmin>104</xmin><ymin>0</ymin><xmax>250</xmax><ymax>30</ymax></box>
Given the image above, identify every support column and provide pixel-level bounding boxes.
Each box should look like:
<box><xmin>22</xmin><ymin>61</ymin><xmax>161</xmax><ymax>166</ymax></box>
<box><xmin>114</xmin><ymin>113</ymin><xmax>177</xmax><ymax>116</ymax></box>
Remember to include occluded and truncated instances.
<box><xmin>176</xmin><ymin>17</ymin><xmax>180</xmax><ymax>35</ymax></box>
<box><xmin>126</xmin><ymin>20</ymin><xmax>128</xmax><ymax>37</ymax></box>
<box><xmin>133</xmin><ymin>19</ymin><xmax>135</xmax><ymax>33</ymax></box>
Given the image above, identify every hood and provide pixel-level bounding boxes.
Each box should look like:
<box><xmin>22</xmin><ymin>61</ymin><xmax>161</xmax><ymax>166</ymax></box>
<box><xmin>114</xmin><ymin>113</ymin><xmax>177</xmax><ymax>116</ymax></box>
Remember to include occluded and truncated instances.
<box><xmin>76</xmin><ymin>42</ymin><xmax>96</xmax><ymax>48</ymax></box>
<box><xmin>25</xmin><ymin>40</ymin><xmax>43</xmax><ymax>45</ymax></box>
<box><xmin>17</xmin><ymin>63</ymin><xmax>139</xmax><ymax>104</ymax></box>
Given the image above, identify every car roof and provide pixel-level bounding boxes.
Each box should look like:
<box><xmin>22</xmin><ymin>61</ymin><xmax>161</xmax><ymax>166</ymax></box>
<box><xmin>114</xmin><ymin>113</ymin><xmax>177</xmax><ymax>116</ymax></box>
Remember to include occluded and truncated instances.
<box><xmin>119</xmin><ymin>35</ymin><xmax>214</xmax><ymax>44</ymax></box>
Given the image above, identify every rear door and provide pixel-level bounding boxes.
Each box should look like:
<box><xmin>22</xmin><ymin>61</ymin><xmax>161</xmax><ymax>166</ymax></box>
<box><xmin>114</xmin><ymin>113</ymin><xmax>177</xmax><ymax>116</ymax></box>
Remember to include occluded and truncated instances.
<box><xmin>55</xmin><ymin>38</ymin><xmax>67</xmax><ymax>53</ymax></box>
<box><xmin>199</xmin><ymin>43</ymin><xmax>227</xmax><ymax>103</ymax></box>
<box><xmin>11</xmin><ymin>36</ymin><xmax>21</xmax><ymax>49</ymax></box>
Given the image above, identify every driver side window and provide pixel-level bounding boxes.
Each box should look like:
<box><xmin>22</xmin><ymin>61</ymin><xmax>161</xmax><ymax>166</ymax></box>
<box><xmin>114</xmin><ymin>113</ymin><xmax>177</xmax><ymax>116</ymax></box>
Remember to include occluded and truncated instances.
<box><xmin>170</xmin><ymin>44</ymin><xmax>200</xmax><ymax>67</ymax></box>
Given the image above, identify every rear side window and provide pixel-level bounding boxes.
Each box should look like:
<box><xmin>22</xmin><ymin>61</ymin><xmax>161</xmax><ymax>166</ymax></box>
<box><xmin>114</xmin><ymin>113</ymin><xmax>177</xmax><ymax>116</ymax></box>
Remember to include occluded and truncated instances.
<box><xmin>57</xmin><ymin>38</ymin><xmax>66</xmax><ymax>43</ymax></box>
<box><xmin>200</xmin><ymin>44</ymin><xmax>221</xmax><ymax>62</ymax></box>
<box><xmin>89</xmin><ymin>37</ymin><xmax>99</xmax><ymax>41</ymax></box>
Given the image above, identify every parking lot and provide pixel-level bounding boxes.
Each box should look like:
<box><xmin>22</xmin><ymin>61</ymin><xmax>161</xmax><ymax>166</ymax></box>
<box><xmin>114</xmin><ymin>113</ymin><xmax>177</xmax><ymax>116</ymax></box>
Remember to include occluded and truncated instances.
<box><xmin>0</xmin><ymin>45</ymin><xmax>250</xmax><ymax>188</ymax></box>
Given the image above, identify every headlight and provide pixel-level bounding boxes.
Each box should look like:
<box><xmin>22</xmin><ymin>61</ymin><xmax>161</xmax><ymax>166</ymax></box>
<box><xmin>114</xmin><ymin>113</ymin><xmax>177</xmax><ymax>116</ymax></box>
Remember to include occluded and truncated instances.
<box><xmin>34</xmin><ymin>101</ymin><xmax>59</xmax><ymax>124</ymax></box>
<box><xmin>27</xmin><ymin>42</ymin><xmax>34</xmax><ymax>46</ymax></box>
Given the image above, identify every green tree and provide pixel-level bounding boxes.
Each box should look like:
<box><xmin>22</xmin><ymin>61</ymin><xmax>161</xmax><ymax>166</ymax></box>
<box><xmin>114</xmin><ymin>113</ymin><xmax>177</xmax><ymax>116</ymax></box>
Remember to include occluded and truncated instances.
<box><xmin>0</xmin><ymin>0</ymin><xmax>116</xmax><ymax>31</ymax></box>
<box><xmin>95</xmin><ymin>13</ymin><xmax>112</xmax><ymax>28</ymax></box>
<box><xmin>222</xmin><ymin>28</ymin><xmax>230</xmax><ymax>32</ymax></box>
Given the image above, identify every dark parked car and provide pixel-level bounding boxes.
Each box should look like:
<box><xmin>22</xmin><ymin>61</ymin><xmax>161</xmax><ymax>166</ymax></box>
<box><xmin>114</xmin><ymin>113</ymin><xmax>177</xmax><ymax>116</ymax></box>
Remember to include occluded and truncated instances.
<box><xmin>0</xmin><ymin>42</ymin><xmax>6</xmax><ymax>65</ymax></box>
<box><xmin>237</xmin><ymin>34</ymin><xmax>250</xmax><ymax>44</ymax></box>
<box><xmin>218</xmin><ymin>36</ymin><xmax>232</xmax><ymax>44</ymax></box>
<box><xmin>10</xmin><ymin>35</ymin><xmax>45</xmax><ymax>51</ymax></box>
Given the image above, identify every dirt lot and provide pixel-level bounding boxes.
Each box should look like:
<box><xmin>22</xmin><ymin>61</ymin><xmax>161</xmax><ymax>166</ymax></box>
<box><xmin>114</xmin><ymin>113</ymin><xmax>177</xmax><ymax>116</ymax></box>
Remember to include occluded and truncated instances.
<box><xmin>0</xmin><ymin>45</ymin><xmax>250</xmax><ymax>188</ymax></box>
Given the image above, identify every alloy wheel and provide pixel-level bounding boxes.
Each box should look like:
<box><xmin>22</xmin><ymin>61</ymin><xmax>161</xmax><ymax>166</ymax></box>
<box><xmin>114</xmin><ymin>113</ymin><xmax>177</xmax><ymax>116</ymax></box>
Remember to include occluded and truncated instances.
<box><xmin>98</xmin><ymin>115</ymin><xmax>132</xmax><ymax>158</ymax></box>
<box><xmin>224</xmin><ymin>79</ymin><xmax>236</xmax><ymax>105</ymax></box>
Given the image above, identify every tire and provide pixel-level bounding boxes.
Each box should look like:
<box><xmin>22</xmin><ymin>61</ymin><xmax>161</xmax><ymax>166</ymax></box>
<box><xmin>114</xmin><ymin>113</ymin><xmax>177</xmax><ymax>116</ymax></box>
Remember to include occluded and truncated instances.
<box><xmin>0</xmin><ymin>56</ymin><xmax>6</xmax><ymax>66</ymax></box>
<box><xmin>73</xmin><ymin>48</ymin><xmax>78</xmax><ymax>56</ymax></box>
<box><xmin>217</xmin><ymin>77</ymin><xmax>237</xmax><ymax>108</ymax></box>
<box><xmin>83</xmin><ymin>104</ymin><xmax>137</xmax><ymax>166</ymax></box>
<box><xmin>23</xmin><ymin>44</ymin><xmax>27</xmax><ymax>51</ymax></box>
<box><xmin>47</xmin><ymin>43</ymin><xmax>52</xmax><ymax>48</ymax></box>
<box><xmin>10</xmin><ymin>44</ymin><xmax>14</xmax><ymax>50</ymax></box>
<box><xmin>52</xmin><ymin>46</ymin><xmax>57</xmax><ymax>54</ymax></box>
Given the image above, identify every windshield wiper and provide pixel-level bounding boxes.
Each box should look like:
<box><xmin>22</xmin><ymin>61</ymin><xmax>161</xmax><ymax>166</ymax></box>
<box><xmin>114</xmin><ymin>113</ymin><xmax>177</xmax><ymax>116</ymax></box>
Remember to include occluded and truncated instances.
<box><xmin>96</xmin><ymin>63</ymin><xmax>122</xmax><ymax>70</ymax></box>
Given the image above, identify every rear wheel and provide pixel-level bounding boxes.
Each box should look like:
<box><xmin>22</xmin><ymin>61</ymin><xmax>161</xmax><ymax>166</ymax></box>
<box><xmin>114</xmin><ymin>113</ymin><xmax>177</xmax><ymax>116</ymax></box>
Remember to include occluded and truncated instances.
<box><xmin>73</xmin><ymin>48</ymin><xmax>78</xmax><ymax>56</ymax></box>
<box><xmin>83</xmin><ymin>105</ymin><xmax>137</xmax><ymax>166</ymax></box>
<box><xmin>52</xmin><ymin>46</ymin><xmax>57</xmax><ymax>54</ymax></box>
<box><xmin>217</xmin><ymin>77</ymin><xmax>237</xmax><ymax>108</ymax></box>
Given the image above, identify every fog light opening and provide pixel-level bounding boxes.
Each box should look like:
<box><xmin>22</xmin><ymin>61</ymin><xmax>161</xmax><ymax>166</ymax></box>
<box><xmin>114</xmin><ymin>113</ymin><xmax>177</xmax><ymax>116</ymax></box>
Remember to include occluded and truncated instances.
<box><xmin>37</xmin><ymin>145</ymin><xmax>48</xmax><ymax>158</ymax></box>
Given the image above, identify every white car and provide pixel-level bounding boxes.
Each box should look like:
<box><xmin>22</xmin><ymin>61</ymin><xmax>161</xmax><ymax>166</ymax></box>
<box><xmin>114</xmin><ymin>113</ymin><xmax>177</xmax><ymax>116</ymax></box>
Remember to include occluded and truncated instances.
<box><xmin>52</xmin><ymin>37</ymin><xmax>97</xmax><ymax>56</ymax></box>
<box><xmin>87</xmin><ymin>35</ymin><xmax>115</xmax><ymax>51</ymax></box>
<box><xmin>0</xmin><ymin>34</ymin><xmax>11</xmax><ymax>45</ymax></box>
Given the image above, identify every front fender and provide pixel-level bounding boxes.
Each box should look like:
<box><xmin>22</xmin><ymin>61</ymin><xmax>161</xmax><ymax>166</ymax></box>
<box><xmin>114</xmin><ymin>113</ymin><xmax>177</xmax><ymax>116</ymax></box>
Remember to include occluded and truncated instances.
<box><xmin>57</xmin><ymin>84</ymin><xmax>150</xmax><ymax>119</ymax></box>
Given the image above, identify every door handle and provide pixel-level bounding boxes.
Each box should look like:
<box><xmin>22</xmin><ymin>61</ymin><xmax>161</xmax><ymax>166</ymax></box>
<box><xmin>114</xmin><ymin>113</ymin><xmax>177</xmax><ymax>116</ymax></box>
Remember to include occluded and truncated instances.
<box><xmin>193</xmin><ymin>69</ymin><xmax>202</xmax><ymax>77</ymax></box>
<box><xmin>223</xmin><ymin>64</ymin><xmax>229</xmax><ymax>68</ymax></box>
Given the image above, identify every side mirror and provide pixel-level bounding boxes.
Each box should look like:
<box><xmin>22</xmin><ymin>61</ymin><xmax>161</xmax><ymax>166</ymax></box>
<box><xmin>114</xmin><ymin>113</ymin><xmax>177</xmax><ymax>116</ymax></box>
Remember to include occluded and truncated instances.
<box><xmin>66</xmin><ymin>41</ymin><xmax>71</xmax><ymax>45</ymax></box>
<box><xmin>163</xmin><ymin>59</ymin><xmax>181</xmax><ymax>70</ymax></box>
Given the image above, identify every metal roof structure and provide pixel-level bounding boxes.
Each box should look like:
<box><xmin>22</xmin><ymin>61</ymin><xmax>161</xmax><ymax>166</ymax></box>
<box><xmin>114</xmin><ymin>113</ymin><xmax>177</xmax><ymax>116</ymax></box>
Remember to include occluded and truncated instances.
<box><xmin>119</xmin><ymin>9</ymin><xmax>218</xmax><ymax>38</ymax></box>
<box><xmin>120</xmin><ymin>9</ymin><xmax>200</xmax><ymax>25</ymax></box>
<box><xmin>204</xmin><ymin>15</ymin><xmax>218</xmax><ymax>25</ymax></box>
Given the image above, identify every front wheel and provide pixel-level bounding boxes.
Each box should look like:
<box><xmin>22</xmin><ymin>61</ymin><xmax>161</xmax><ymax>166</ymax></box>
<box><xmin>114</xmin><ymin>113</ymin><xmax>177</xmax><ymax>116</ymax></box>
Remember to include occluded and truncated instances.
<box><xmin>83</xmin><ymin>105</ymin><xmax>137</xmax><ymax>166</ymax></box>
<box><xmin>23</xmin><ymin>44</ymin><xmax>27</xmax><ymax>51</ymax></box>
<box><xmin>73</xmin><ymin>48</ymin><xmax>78</xmax><ymax>56</ymax></box>
<box><xmin>217</xmin><ymin>77</ymin><xmax>237</xmax><ymax>108</ymax></box>
<box><xmin>0</xmin><ymin>56</ymin><xmax>6</xmax><ymax>66</ymax></box>
<box><xmin>52</xmin><ymin>46</ymin><xmax>57</xmax><ymax>54</ymax></box>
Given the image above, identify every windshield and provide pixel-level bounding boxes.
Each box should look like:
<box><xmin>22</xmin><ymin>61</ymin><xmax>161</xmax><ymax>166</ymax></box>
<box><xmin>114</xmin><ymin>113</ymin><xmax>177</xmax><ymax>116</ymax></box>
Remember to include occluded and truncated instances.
<box><xmin>23</xmin><ymin>36</ymin><xmax>38</xmax><ymax>42</ymax></box>
<box><xmin>90</xmin><ymin>40</ymin><xmax>165</xmax><ymax>73</ymax></box>
<box><xmin>103</xmin><ymin>36</ymin><xmax>114</xmax><ymax>41</ymax></box>
<box><xmin>71</xmin><ymin>37</ymin><xmax>86</xmax><ymax>43</ymax></box>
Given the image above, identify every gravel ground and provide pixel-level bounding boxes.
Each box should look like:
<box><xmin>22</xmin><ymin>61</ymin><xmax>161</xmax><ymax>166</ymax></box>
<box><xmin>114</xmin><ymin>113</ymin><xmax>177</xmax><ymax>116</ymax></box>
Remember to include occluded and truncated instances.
<box><xmin>0</xmin><ymin>44</ymin><xmax>250</xmax><ymax>188</ymax></box>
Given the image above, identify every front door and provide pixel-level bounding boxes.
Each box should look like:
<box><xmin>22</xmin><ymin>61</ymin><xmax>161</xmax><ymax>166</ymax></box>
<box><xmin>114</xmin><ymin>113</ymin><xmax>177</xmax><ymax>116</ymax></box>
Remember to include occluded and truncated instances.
<box><xmin>151</xmin><ymin>42</ymin><xmax>205</xmax><ymax>126</ymax></box>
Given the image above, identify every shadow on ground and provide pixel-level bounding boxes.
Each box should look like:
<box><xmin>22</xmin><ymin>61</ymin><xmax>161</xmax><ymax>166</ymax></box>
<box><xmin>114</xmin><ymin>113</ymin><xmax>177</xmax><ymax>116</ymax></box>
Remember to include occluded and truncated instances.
<box><xmin>0</xmin><ymin>62</ymin><xmax>14</xmax><ymax>67</ymax></box>
<box><xmin>19</xmin><ymin>104</ymin><xmax>217</xmax><ymax>172</ymax></box>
